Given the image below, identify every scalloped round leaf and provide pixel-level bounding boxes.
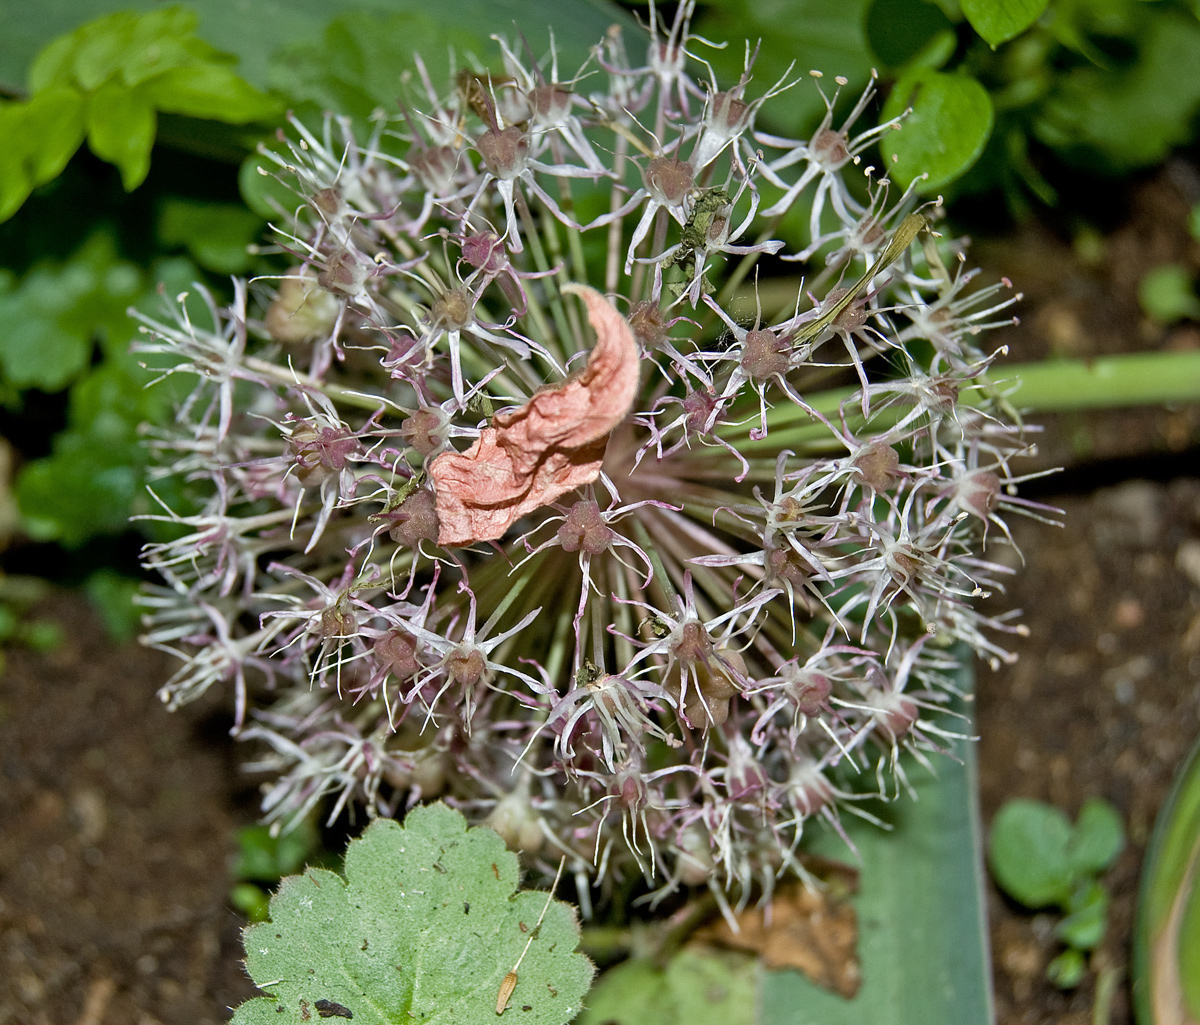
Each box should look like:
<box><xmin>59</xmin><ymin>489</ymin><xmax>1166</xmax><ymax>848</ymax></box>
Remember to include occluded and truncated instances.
<box><xmin>234</xmin><ymin>804</ymin><xmax>593</xmax><ymax>1025</ymax></box>
<box><xmin>961</xmin><ymin>0</ymin><xmax>1049</xmax><ymax>47</ymax></box>
<box><xmin>880</xmin><ymin>71</ymin><xmax>994</xmax><ymax>192</ymax></box>
<box><xmin>1066</xmin><ymin>798</ymin><xmax>1125</xmax><ymax>876</ymax></box>
<box><xmin>987</xmin><ymin>799</ymin><xmax>1074</xmax><ymax>909</ymax></box>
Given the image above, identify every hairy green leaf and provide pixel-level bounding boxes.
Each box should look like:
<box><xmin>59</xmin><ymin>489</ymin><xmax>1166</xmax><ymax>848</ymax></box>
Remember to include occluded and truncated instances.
<box><xmin>961</xmin><ymin>0</ymin><xmax>1049</xmax><ymax>46</ymax></box>
<box><xmin>988</xmin><ymin>799</ymin><xmax>1074</xmax><ymax>909</ymax></box>
<box><xmin>880</xmin><ymin>70</ymin><xmax>994</xmax><ymax>191</ymax></box>
<box><xmin>233</xmin><ymin>804</ymin><xmax>593</xmax><ymax>1025</ymax></box>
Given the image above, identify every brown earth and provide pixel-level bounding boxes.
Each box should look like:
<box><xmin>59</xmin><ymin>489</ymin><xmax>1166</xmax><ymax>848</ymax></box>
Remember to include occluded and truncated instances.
<box><xmin>1</xmin><ymin>169</ymin><xmax>1199</xmax><ymax>1025</ymax></box>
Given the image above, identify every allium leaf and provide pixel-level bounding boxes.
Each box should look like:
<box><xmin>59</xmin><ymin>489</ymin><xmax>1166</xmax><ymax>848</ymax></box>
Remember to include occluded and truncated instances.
<box><xmin>961</xmin><ymin>0</ymin><xmax>1049</xmax><ymax>47</ymax></box>
<box><xmin>232</xmin><ymin>804</ymin><xmax>594</xmax><ymax>1025</ymax></box>
<box><xmin>1133</xmin><ymin>735</ymin><xmax>1200</xmax><ymax>1024</ymax></box>
<box><xmin>761</xmin><ymin>686</ymin><xmax>992</xmax><ymax>1024</ymax></box>
<box><xmin>881</xmin><ymin>70</ymin><xmax>994</xmax><ymax>191</ymax></box>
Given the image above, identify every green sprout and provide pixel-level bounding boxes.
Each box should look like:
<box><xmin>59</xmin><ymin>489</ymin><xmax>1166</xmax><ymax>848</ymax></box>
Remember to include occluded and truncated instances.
<box><xmin>988</xmin><ymin>797</ymin><xmax>1125</xmax><ymax>988</ymax></box>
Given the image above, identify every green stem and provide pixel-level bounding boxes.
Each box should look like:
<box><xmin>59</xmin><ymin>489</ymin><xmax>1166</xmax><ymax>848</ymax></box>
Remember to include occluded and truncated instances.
<box><xmin>995</xmin><ymin>350</ymin><xmax>1200</xmax><ymax>412</ymax></box>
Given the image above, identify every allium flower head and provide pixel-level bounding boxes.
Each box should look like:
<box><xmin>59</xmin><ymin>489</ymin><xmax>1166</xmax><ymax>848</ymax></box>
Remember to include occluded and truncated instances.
<box><xmin>136</xmin><ymin>3</ymin><xmax>1046</xmax><ymax>915</ymax></box>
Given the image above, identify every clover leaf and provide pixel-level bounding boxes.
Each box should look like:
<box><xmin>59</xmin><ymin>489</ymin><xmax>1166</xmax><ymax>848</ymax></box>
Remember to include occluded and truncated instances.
<box><xmin>232</xmin><ymin>803</ymin><xmax>594</xmax><ymax>1025</ymax></box>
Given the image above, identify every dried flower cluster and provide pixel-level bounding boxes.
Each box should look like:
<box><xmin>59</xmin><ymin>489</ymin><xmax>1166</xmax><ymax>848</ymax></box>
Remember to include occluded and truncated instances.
<box><xmin>136</xmin><ymin>5</ymin><xmax>1050</xmax><ymax>915</ymax></box>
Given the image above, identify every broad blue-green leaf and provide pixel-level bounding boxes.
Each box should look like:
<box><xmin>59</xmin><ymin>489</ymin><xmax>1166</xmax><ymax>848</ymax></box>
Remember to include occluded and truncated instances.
<box><xmin>233</xmin><ymin>805</ymin><xmax>593</xmax><ymax>1025</ymax></box>
<box><xmin>760</xmin><ymin>676</ymin><xmax>991</xmax><ymax>1025</ymax></box>
<box><xmin>578</xmin><ymin>948</ymin><xmax>759</xmax><ymax>1025</ymax></box>
<box><xmin>1133</xmin><ymin>735</ymin><xmax>1200</xmax><ymax>1024</ymax></box>
<box><xmin>988</xmin><ymin>799</ymin><xmax>1074</xmax><ymax>908</ymax></box>
<box><xmin>880</xmin><ymin>70</ymin><xmax>994</xmax><ymax>191</ymax></box>
<box><xmin>961</xmin><ymin>0</ymin><xmax>1049</xmax><ymax>46</ymax></box>
<box><xmin>1034</xmin><ymin>10</ymin><xmax>1200</xmax><ymax>170</ymax></box>
<box><xmin>1066</xmin><ymin>798</ymin><xmax>1124</xmax><ymax>877</ymax></box>
<box><xmin>85</xmin><ymin>79</ymin><xmax>156</xmax><ymax>190</ymax></box>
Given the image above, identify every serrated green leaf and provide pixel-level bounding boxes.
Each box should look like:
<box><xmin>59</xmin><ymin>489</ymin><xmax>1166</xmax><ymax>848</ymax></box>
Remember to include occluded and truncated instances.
<box><xmin>23</xmin><ymin>86</ymin><xmax>86</xmax><ymax>185</ymax></box>
<box><xmin>71</xmin><ymin>11</ymin><xmax>142</xmax><ymax>90</ymax></box>
<box><xmin>1034</xmin><ymin>10</ymin><xmax>1200</xmax><ymax>170</ymax></box>
<box><xmin>234</xmin><ymin>805</ymin><xmax>593</xmax><ymax>1025</ymax></box>
<box><xmin>695</xmin><ymin>0</ymin><xmax>875</xmax><ymax>138</ymax></box>
<box><xmin>1066</xmin><ymin>798</ymin><xmax>1124</xmax><ymax>876</ymax></box>
<box><xmin>16</xmin><ymin>435</ymin><xmax>143</xmax><ymax>545</ymax></box>
<box><xmin>578</xmin><ymin>948</ymin><xmax>758</xmax><ymax>1025</ymax></box>
<box><xmin>988</xmin><ymin>799</ymin><xmax>1074</xmax><ymax>908</ymax></box>
<box><xmin>145</xmin><ymin>62</ymin><xmax>281</xmax><ymax>122</ymax></box>
<box><xmin>83</xmin><ymin>569</ymin><xmax>143</xmax><ymax>641</ymax></box>
<box><xmin>85</xmin><ymin>79</ymin><xmax>155</xmax><ymax>190</ymax></box>
<box><xmin>865</xmin><ymin>0</ymin><xmax>955</xmax><ymax>69</ymax></box>
<box><xmin>157</xmin><ymin>198</ymin><xmax>264</xmax><ymax>273</ymax></box>
<box><xmin>239</xmin><ymin>149</ymin><xmax>301</xmax><ymax>220</ymax></box>
<box><xmin>28</xmin><ymin>31</ymin><xmax>79</xmax><ymax>91</ymax></box>
<box><xmin>0</xmin><ymin>104</ymin><xmax>34</xmax><ymax>222</ymax></box>
<box><xmin>961</xmin><ymin>0</ymin><xmax>1049</xmax><ymax>46</ymax></box>
<box><xmin>880</xmin><ymin>70</ymin><xmax>994</xmax><ymax>191</ymax></box>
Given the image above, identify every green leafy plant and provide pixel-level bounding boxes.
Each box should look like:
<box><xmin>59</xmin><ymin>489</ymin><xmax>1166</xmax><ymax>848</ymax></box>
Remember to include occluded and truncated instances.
<box><xmin>0</xmin><ymin>5</ymin><xmax>279</xmax><ymax>220</ymax></box>
<box><xmin>988</xmin><ymin>797</ymin><xmax>1125</xmax><ymax>987</ymax></box>
<box><xmin>697</xmin><ymin>0</ymin><xmax>1200</xmax><ymax>208</ymax></box>
<box><xmin>232</xmin><ymin>803</ymin><xmax>593</xmax><ymax>1025</ymax></box>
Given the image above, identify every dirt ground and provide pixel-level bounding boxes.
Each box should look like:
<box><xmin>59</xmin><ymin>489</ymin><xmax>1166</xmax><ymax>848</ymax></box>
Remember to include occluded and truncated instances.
<box><xmin>2</xmin><ymin>170</ymin><xmax>1199</xmax><ymax>1025</ymax></box>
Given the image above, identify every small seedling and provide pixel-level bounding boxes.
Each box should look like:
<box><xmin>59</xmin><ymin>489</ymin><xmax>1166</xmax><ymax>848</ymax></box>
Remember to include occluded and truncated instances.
<box><xmin>988</xmin><ymin>797</ymin><xmax>1125</xmax><ymax>988</ymax></box>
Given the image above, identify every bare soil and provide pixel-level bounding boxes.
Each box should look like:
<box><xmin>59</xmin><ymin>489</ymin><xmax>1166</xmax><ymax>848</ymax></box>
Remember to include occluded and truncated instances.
<box><xmin>2</xmin><ymin>170</ymin><xmax>1199</xmax><ymax>1025</ymax></box>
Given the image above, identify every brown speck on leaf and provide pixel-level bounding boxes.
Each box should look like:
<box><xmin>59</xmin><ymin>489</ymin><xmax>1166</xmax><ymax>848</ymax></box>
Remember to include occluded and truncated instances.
<box><xmin>314</xmin><ymin>999</ymin><xmax>353</xmax><ymax>1019</ymax></box>
<box><xmin>429</xmin><ymin>285</ymin><xmax>639</xmax><ymax>546</ymax></box>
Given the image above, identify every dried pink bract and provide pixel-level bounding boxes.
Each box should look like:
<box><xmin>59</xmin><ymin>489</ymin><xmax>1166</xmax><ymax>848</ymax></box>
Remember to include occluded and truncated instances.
<box><xmin>429</xmin><ymin>286</ymin><xmax>639</xmax><ymax>546</ymax></box>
